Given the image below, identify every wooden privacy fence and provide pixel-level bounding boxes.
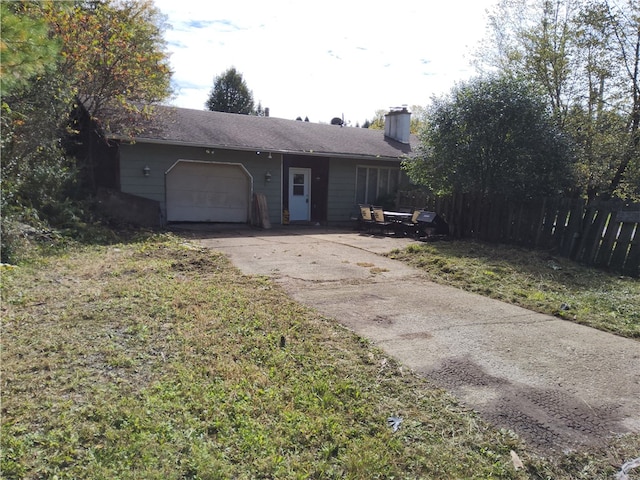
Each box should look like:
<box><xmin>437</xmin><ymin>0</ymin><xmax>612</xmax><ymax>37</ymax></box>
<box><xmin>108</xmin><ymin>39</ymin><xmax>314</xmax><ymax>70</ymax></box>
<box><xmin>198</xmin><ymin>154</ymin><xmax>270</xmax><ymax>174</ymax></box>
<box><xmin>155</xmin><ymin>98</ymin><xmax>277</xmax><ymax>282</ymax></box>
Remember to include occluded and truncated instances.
<box><xmin>396</xmin><ymin>191</ymin><xmax>640</xmax><ymax>277</ymax></box>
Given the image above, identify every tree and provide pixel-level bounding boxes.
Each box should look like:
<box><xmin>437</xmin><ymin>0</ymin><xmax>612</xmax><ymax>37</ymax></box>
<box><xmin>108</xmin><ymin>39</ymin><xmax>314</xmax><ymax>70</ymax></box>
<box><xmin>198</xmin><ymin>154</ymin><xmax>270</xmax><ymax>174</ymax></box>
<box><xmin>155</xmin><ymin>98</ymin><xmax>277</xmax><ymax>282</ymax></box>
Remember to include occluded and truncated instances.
<box><xmin>1</xmin><ymin>0</ymin><xmax>173</xmax><ymax>262</ymax></box>
<box><xmin>254</xmin><ymin>102</ymin><xmax>266</xmax><ymax>116</ymax></box>
<box><xmin>206</xmin><ymin>67</ymin><xmax>255</xmax><ymax>114</ymax></box>
<box><xmin>475</xmin><ymin>0</ymin><xmax>640</xmax><ymax>200</ymax></box>
<box><xmin>408</xmin><ymin>105</ymin><xmax>427</xmax><ymax>134</ymax></box>
<box><xmin>605</xmin><ymin>0</ymin><xmax>640</xmax><ymax>199</ymax></box>
<box><xmin>0</xmin><ymin>2</ymin><xmax>70</xmax><ymax>239</ymax></box>
<box><xmin>0</xmin><ymin>2</ymin><xmax>60</xmax><ymax>97</ymax></box>
<box><xmin>43</xmin><ymin>0</ymin><xmax>172</xmax><ymax>133</ymax></box>
<box><xmin>474</xmin><ymin>0</ymin><xmax>577</xmax><ymax>121</ymax></box>
<box><xmin>402</xmin><ymin>75</ymin><xmax>574</xmax><ymax>198</ymax></box>
<box><xmin>364</xmin><ymin>110</ymin><xmax>386</xmax><ymax>130</ymax></box>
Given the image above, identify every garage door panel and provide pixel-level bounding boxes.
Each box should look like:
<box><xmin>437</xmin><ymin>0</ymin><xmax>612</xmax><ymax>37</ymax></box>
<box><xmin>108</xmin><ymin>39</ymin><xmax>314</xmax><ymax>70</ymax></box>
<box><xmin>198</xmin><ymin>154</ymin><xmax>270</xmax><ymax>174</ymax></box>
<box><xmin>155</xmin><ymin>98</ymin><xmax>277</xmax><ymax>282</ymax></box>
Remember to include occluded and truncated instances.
<box><xmin>166</xmin><ymin>161</ymin><xmax>251</xmax><ymax>222</ymax></box>
<box><xmin>170</xmin><ymin>167</ymin><xmax>245</xmax><ymax>188</ymax></box>
<box><xmin>168</xmin><ymin>205</ymin><xmax>247</xmax><ymax>223</ymax></box>
<box><xmin>172</xmin><ymin>184</ymin><xmax>246</xmax><ymax>206</ymax></box>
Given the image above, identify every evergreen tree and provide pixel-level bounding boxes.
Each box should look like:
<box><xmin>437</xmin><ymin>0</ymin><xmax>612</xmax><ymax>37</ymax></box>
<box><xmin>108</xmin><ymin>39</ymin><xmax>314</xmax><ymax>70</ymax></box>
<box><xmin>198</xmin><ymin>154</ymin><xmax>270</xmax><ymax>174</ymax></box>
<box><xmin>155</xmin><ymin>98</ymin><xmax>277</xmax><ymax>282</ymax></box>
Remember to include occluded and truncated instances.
<box><xmin>206</xmin><ymin>67</ymin><xmax>255</xmax><ymax>114</ymax></box>
<box><xmin>0</xmin><ymin>2</ymin><xmax>59</xmax><ymax>97</ymax></box>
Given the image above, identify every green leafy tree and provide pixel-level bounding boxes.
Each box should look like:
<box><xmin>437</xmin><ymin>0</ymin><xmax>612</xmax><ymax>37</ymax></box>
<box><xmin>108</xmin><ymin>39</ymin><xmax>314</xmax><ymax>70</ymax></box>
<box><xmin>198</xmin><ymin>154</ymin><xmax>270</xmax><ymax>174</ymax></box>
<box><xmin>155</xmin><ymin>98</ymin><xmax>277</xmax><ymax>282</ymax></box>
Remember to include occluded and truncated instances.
<box><xmin>206</xmin><ymin>67</ymin><xmax>255</xmax><ymax>114</ymax></box>
<box><xmin>475</xmin><ymin>0</ymin><xmax>639</xmax><ymax>200</ymax></box>
<box><xmin>1</xmin><ymin>0</ymin><xmax>173</xmax><ymax>262</ymax></box>
<box><xmin>408</xmin><ymin>105</ymin><xmax>427</xmax><ymax>134</ymax></box>
<box><xmin>43</xmin><ymin>0</ymin><xmax>172</xmax><ymax>132</ymax></box>
<box><xmin>606</xmin><ymin>0</ymin><xmax>640</xmax><ymax>199</ymax></box>
<box><xmin>0</xmin><ymin>2</ymin><xmax>70</xmax><ymax>240</ymax></box>
<box><xmin>365</xmin><ymin>110</ymin><xmax>386</xmax><ymax>130</ymax></box>
<box><xmin>0</xmin><ymin>2</ymin><xmax>60</xmax><ymax>97</ymax></box>
<box><xmin>403</xmin><ymin>75</ymin><xmax>574</xmax><ymax>198</ymax></box>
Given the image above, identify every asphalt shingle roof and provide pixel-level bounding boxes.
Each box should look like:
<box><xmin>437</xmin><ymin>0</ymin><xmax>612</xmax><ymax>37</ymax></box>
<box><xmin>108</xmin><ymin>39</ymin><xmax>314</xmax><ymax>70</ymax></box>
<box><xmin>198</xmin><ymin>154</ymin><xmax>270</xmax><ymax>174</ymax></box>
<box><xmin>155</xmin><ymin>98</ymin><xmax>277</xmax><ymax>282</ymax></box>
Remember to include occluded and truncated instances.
<box><xmin>124</xmin><ymin>105</ymin><xmax>417</xmax><ymax>160</ymax></box>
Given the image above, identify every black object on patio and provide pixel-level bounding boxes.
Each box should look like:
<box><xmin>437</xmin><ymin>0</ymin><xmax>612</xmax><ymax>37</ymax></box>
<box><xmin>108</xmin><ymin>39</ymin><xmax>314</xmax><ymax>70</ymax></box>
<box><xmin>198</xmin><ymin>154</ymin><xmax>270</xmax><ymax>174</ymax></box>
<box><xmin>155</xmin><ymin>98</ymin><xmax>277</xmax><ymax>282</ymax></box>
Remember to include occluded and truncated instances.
<box><xmin>416</xmin><ymin>211</ymin><xmax>449</xmax><ymax>238</ymax></box>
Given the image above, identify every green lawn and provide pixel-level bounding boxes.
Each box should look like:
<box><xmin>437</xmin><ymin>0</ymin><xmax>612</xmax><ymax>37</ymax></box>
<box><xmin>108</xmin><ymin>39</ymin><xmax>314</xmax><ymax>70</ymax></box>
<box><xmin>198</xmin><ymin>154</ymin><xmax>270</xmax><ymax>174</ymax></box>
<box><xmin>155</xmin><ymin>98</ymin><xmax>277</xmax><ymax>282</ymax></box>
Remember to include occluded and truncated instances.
<box><xmin>1</xmin><ymin>234</ymin><xmax>637</xmax><ymax>479</ymax></box>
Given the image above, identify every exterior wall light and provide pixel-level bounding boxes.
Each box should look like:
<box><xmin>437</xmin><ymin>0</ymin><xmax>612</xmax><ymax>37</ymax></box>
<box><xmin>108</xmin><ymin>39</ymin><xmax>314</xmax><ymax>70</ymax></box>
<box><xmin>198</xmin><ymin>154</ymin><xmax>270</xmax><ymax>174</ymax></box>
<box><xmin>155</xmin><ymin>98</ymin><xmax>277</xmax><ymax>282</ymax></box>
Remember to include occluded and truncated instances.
<box><xmin>143</xmin><ymin>165</ymin><xmax>151</xmax><ymax>176</ymax></box>
<box><xmin>265</xmin><ymin>171</ymin><xmax>272</xmax><ymax>183</ymax></box>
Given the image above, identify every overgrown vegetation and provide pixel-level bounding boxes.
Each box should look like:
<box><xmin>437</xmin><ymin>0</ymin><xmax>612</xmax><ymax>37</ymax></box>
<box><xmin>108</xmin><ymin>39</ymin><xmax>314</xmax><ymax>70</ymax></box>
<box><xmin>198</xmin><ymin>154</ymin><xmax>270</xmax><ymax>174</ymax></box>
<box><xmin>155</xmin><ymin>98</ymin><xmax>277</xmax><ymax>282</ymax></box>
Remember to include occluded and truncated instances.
<box><xmin>478</xmin><ymin>0</ymin><xmax>640</xmax><ymax>200</ymax></box>
<box><xmin>388</xmin><ymin>240</ymin><xmax>640</xmax><ymax>339</ymax></box>
<box><xmin>0</xmin><ymin>0</ymin><xmax>172</xmax><ymax>265</ymax></box>
<box><xmin>2</xmin><ymin>235</ymin><xmax>637</xmax><ymax>479</ymax></box>
<box><xmin>402</xmin><ymin>75</ymin><xmax>575</xmax><ymax>198</ymax></box>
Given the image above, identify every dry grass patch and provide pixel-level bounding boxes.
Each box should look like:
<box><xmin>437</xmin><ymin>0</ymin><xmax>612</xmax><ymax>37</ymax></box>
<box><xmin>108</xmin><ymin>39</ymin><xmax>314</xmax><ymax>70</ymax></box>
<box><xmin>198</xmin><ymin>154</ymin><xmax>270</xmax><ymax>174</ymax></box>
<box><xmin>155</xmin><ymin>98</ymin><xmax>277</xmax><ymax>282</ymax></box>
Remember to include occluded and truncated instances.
<box><xmin>356</xmin><ymin>262</ymin><xmax>375</xmax><ymax>268</ymax></box>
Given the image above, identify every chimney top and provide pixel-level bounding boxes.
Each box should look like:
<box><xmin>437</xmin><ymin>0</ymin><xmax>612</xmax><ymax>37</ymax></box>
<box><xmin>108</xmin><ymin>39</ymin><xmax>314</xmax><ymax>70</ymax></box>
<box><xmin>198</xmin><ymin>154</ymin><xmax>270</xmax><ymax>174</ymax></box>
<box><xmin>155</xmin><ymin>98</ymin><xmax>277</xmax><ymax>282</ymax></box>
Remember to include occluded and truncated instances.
<box><xmin>384</xmin><ymin>106</ymin><xmax>411</xmax><ymax>144</ymax></box>
<box><xmin>388</xmin><ymin>105</ymin><xmax>409</xmax><ymax>114</ymax></box>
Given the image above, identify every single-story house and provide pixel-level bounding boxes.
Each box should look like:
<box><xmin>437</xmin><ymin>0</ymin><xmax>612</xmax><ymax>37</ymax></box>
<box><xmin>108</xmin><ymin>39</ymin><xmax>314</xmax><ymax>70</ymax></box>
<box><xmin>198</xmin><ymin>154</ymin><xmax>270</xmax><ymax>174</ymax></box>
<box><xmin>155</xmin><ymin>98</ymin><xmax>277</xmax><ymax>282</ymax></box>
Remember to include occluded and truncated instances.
<box><xmin>90</xmin><ymin>105</ymin><xmax>418</xmax><ymax>227</ymax></box>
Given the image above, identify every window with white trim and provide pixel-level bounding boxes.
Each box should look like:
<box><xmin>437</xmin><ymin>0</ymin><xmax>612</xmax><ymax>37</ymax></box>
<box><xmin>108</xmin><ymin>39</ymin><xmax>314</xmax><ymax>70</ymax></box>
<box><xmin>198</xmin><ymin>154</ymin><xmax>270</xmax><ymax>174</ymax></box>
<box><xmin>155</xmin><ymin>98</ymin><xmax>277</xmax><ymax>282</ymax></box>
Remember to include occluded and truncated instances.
<box><xmin>355</xmin><ymin>166</ymin><xmax>400</xmax><ymax>204</ymax></box>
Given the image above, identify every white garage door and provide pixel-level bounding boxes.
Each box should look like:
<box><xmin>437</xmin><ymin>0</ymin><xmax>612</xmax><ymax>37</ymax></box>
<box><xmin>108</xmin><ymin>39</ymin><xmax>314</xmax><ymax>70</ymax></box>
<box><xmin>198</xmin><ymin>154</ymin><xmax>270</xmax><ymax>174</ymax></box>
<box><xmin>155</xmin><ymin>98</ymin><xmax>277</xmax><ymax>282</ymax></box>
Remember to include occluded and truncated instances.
<box><xmin>166</xmin><ymin>160</ymin><xmax>251</xmax><ymax>222</ymax></box>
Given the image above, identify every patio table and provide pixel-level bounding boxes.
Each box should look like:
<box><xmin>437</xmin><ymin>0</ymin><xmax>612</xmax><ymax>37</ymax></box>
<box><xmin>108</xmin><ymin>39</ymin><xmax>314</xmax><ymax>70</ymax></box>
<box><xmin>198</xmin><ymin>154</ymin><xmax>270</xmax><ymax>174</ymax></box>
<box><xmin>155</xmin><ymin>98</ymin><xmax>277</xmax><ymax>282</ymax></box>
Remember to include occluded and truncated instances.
<box><xmin>383</xmin><ymin>211</ymin><xmax>413</xmax><ymax>222</ymax></box>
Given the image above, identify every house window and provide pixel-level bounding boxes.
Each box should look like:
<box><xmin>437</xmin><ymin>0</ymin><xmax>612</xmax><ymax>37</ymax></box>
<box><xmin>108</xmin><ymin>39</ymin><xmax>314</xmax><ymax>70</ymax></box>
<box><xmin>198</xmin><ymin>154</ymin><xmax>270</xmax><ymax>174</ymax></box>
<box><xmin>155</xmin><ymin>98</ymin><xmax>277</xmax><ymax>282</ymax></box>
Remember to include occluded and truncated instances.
<box><xmin>355</xmin><ymin>166</ymin><xmax>400</xmax><ymax>204</ymax></box>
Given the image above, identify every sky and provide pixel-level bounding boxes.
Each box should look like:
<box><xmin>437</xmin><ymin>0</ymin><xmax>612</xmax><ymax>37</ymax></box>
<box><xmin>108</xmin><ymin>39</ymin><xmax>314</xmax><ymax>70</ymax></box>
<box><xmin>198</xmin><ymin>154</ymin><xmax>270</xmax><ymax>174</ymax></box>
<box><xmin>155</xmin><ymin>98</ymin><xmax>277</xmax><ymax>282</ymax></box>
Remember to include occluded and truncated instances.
<box><xmin>153</xmin><ymin>0</ymin><xmax>499</xmax><ymax>126</ymax></box>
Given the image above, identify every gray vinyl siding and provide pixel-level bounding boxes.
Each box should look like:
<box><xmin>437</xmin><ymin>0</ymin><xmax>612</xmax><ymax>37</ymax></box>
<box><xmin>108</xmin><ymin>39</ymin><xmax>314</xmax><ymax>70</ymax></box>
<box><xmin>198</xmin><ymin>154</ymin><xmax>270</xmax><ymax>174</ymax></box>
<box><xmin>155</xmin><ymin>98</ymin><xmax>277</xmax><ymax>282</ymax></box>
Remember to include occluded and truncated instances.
<box><xmin>327</xmin><ymin>157</ymin><xmax>404</xmax><ymax>223</ymax></box>
<box><xmin>119</xmin><ymin>142</ymin><xmax>282</xmax><ymax>223</ymax></box>
<box><xmin>119</xmin><ymin>141</ymin><xmax>404</xmax><ymax>225</ymax></box>
<box><xmin>327</xmin><ymin>158</ymin><xmax>358</xmax><ymax>223</ymax></box>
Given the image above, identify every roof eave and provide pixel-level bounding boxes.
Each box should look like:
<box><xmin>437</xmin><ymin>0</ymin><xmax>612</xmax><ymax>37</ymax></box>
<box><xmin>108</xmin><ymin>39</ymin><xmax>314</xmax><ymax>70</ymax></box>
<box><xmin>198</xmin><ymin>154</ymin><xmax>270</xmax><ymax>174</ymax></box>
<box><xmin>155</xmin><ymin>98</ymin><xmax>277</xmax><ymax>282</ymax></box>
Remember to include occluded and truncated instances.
<box><xmin>112</xmin><ymin>135</ymin><xmax>411</xmax><ymax>161</ymax></box>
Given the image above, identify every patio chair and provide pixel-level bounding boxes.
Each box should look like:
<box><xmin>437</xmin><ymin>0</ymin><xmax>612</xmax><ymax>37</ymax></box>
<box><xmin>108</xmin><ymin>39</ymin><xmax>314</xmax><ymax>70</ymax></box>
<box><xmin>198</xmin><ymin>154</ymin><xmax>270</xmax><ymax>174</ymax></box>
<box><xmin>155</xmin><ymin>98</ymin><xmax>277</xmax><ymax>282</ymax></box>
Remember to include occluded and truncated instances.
<box><xmin>399</xmin><ymin>209</ymin><xmax>422</xmax><ymax>238</ymax></box>
<box><xmin>371</xmin><ymin>206</ymin><xmax>396</xmax><ymax>235</ymax></box>
<box><xmin>358</xmin><ymin>204</ymin><xmax>375</xmax><ymax>232</ymax></box>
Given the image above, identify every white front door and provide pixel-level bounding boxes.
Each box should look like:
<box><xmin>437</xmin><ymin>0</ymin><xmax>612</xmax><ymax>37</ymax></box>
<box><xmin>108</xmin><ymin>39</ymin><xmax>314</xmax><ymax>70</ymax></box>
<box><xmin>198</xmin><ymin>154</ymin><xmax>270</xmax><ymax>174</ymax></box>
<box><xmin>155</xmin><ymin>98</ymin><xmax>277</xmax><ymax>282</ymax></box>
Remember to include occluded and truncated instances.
<box><xmin>288</xmin><ymin>167</ymin><xmax>311</xmax><ymax>221</ymax></box>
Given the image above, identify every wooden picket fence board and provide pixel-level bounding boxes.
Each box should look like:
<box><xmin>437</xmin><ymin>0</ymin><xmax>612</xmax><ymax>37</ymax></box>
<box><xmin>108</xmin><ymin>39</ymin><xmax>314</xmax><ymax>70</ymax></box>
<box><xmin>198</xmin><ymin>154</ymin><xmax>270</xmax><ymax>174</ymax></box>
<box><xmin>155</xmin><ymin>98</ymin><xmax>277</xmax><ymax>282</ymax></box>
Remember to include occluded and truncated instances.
<box><xmin>396</xmin><ymin>191</ymin><xmax>639</xmax><ymax>277</ymax></box>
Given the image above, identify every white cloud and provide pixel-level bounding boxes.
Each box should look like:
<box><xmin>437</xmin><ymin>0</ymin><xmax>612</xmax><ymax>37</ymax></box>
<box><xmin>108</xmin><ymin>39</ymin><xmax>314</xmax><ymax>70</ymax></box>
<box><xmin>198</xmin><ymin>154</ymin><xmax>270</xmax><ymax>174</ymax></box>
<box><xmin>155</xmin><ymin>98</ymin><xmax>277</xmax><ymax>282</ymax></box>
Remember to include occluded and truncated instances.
<box><xmin>155</xmin><ymin>0</ymin><xmax>497</xmax><ymax>124</ymax></box>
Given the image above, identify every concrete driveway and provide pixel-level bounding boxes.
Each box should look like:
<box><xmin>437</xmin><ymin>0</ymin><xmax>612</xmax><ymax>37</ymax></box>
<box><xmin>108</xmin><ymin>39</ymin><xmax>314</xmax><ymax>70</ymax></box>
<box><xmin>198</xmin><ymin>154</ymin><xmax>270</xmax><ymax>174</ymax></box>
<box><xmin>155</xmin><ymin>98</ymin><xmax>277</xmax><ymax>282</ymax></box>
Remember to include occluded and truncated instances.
<box><xmin>188</xmin><ymin>224</ymin><xmax>640</xmax><ymax>454</ymax></box>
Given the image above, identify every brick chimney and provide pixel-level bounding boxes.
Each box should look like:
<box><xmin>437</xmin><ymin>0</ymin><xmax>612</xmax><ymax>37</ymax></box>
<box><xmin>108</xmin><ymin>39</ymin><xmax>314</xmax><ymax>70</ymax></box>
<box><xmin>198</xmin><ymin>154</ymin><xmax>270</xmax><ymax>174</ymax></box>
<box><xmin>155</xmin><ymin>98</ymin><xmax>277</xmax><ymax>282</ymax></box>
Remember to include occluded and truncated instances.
<box><xmin>384</xmin><ymin>106</ymin><xmax>411</xmax><ymax>144</ymax></box>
